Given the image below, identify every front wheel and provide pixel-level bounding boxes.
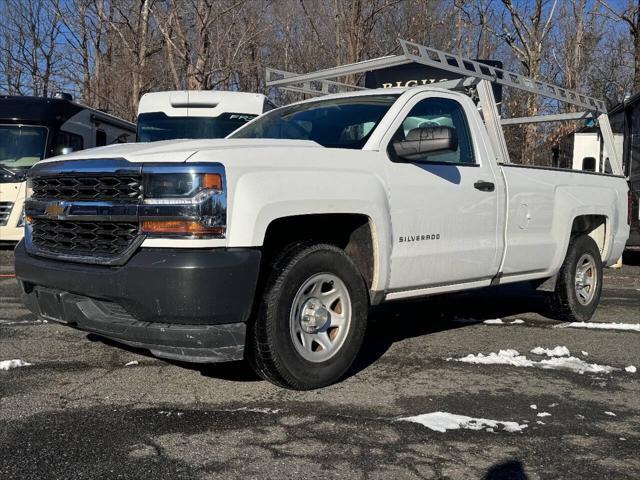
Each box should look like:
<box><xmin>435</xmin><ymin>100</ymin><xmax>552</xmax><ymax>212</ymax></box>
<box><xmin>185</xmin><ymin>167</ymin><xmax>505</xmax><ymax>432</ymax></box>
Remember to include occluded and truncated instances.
<box><xmin>247</xmin><ymin>243</ymin><xmax>368</xmax><ymax>390</ymax></box>
<box><xmin>546</xmin><ymin>234</ymin><xmax>603</xmax><ymax>322</ymax></box>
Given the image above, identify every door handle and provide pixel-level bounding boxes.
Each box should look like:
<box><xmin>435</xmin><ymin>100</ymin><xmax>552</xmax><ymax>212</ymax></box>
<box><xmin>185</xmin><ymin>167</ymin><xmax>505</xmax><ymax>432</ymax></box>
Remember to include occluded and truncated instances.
<box><xmin>474</xmin><ymin>180</ymin><xmax>495</xmax><ymax>192</ymax></box>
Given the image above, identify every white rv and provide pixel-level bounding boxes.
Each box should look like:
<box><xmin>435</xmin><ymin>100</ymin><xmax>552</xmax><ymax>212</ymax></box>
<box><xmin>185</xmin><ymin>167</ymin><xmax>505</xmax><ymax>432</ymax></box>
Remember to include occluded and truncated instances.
<box><xmin>136</xmin><ymin>91</ymin><xmax>275</xmax><ymax>142</ymax></box>
<box><xmin>0</xmin><ymin>94</ymin><xmax>135</xmax><ymax>243</ymax></box>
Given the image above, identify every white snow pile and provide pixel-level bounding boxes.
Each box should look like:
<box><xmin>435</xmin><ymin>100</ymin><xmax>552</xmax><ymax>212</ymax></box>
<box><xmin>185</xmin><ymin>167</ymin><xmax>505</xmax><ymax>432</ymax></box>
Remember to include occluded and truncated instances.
<box><xmin>450</xmin><ymin>347</ymin><xmax>621</xmax><ymax>374</ymax></box>
<box><xmin>531</xmin><ymin>346</ymin><xmax>571</xmax><ymax>357</ymax></box>
<box><xmin>399</xmin><ymin>411</ymin><xmax>527</xmax><ymax>433</ymax></box>
<box><xmin>483</xmin><ymin>318</ymin><xmax>525</xmax><ymax>325</ymax></box>
<box><xmin>625</xmin><ymin>366</ymin><xmax>637</xmax><ymax>373</ymax></box>
<box><xmin>125</xmin><ymin>361</ymin><xmax>139</xmax><ymax>367</ymax></box>
<box><xmin>556</xmin><ymin>322</ymin><xmax>640</xmax><ymax>332</ymax></box>
<box><xmin>0</xmin><ymin>359</ymin><xmax>32</xmax><ymax>371</ymax></box>
<box><xmin>537</xmin><ymin>412</ymin><xmax>551</xmax><ymax>418</ymax></box>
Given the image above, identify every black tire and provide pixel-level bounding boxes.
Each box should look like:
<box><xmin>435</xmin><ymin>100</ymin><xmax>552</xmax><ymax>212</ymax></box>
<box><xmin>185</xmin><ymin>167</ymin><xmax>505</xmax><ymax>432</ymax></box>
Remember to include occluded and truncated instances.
<box><xmin>546</xmin><ymin>234</ymin><xmax>603</xmax><ymax>322</ymax></box>
<box><xmin>247</xmin><ymin>242</ymin><xmax>368</xmax><ymax>390</ymax></box>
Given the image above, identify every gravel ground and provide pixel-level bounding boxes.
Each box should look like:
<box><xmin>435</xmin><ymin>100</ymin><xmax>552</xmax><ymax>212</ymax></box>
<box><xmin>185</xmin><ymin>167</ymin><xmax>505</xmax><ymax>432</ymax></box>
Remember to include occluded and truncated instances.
<box><xmin>1</xmin><ymin>248</ymin><xmax>639</xmax><ymax>480</ymax></box>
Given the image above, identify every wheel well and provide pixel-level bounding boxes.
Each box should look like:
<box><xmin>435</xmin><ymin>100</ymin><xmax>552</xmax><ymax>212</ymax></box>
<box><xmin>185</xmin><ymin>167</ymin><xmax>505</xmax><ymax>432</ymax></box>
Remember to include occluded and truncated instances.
<box><xmin>262</xmin><ymin>214</ymin><xmax>375</xmax><ymax>291</ymax></box>
<box><xmin>571</xmin><ymin>215</ymin><xmax>607</xmax><ymax>256</ymax></box>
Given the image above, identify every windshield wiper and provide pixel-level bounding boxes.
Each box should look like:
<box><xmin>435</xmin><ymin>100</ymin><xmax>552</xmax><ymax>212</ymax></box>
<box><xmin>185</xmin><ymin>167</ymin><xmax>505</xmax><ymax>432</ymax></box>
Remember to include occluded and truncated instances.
<box><xmin>0</xmin><ymin>166</ymin><xmax>25</xmax><ymax>181</ymax></box>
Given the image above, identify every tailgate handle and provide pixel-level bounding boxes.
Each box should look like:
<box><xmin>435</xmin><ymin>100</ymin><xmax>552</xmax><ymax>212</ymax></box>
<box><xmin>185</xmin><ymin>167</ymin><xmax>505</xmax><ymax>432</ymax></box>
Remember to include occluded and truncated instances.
<box><xmin>474</xmin><ymin>180</ymin><xmax>495</xmax><ymax>192</ymax></box>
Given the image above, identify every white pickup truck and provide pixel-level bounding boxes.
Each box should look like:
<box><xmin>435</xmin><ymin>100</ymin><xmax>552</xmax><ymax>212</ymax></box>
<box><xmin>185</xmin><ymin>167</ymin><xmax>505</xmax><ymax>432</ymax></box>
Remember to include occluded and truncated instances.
<box><xmin>15</xmin><ymin>71</ymin><xmax>630</xmax><ymax>389</ymax></box>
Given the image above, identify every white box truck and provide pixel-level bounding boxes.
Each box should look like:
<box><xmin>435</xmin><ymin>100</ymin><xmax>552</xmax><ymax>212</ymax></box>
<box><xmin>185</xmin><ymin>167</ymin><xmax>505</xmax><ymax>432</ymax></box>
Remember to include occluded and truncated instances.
<box><xmin>136</xmin><ymin>90</ymin><xmax>275</xmax><ymax>142</ymax></box>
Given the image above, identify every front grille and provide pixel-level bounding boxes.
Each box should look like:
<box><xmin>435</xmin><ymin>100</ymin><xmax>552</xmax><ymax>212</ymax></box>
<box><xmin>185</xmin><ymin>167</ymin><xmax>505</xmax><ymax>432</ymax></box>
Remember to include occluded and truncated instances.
<box><xmin>0</xmin><ymin>201</ymin><xmax>13</xmax><ymax>226</ymax></box>
<box><xmin>31</xmin><ymin>219</ymin><xmax>139</xmax><ymax>256</ymax></box>
<box><xmin>31</xmin><ymin>175</ymin><xmax>142</xmax><ymax>202</ymax></box>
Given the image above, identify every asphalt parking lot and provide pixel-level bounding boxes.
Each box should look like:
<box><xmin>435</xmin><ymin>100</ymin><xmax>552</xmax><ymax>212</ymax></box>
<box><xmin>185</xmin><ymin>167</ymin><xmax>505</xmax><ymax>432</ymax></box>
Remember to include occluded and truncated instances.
<box><xmin>1</xmin><ymin>247</ymin><xmax>639</xmax><ymax>480</ymax></box>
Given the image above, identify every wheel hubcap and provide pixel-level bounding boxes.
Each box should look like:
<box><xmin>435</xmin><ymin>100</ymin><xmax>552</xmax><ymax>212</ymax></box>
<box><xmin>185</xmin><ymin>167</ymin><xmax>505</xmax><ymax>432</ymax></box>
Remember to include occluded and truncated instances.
<box><xmin>289</xmin><ymin>273</ymin><xmax>352</xmax><ymax>363</ymax></box>
<box><xmin>300</xmin><ymin>298</ymin><xmax>330</xmax><ymax>333</ymax></box>
<box><xmin>575</xmin><ymin>253</ymin><xmax>597</xmax><ymax>306</ymax></box>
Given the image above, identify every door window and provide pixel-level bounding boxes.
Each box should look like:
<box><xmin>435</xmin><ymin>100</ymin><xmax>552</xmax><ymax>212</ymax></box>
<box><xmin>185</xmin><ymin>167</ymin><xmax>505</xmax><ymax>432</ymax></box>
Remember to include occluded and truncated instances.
<box><xmin>392</xmin><ymin>98</ymin><xmax>475</xmax><ymax>164</ymax></box>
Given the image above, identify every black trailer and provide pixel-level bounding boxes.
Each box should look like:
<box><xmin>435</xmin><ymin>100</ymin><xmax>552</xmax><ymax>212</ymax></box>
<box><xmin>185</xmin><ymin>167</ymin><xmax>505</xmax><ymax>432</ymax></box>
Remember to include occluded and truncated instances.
<box><xmin>609</xmin><ymin>92</ymin><xmax>640</xmax><ymax>251</ymax></box>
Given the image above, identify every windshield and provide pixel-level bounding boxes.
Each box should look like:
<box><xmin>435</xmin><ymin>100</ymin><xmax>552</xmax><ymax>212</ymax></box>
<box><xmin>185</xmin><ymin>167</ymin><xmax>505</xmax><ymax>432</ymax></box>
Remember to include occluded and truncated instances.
<box><xmin>230</xmin><ymin>95</ymin><xmax>399</xmax><ymax>149</ymax></box>
<box><xmin>0</xmin><ymin>125</ymin><xmax>48</xmax><ymax>170</ymax></box>
<box><xmin>137</xmin><ymin>112</ymin><xmax>257</xmax><ymax>142</ymax></box>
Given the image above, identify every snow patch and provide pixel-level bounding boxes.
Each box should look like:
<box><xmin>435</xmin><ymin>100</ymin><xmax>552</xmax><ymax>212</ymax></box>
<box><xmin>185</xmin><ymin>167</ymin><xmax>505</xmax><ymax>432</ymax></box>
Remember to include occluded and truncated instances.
<box><xmin>399</xmin><ymin>411</ymin><xmax>527</xmax><ymax>433</ymax></box>
<box><xmin>125</xmin><ymin>361</ymin><xmax>139</xmax><ymax>367</ymax></box>
<box><xmin>530</xmin><ymin>404</ymin><xmax>537</xmax><ymax>410</ymax></box>
<box><xmin>0</xmin><ymin>359</ymin><xmax>32</xmax><ymax>371</ymax></box>
<box><xmin>625</xmin><ymin>365</ymin><xmax>636</xmax><ymax>373</ymax></box>
<box><xmin>531</xmin><ymin>346</ymin><xmax>570</xmax><ymax>357</ymax></box>
<box><xmin>451</xmin><ymin>349</ymin><xmax>535</xmax><ymax>367</ymax></box>
<box><xmin>556</xmin><ymin>322</ymin><xmax>640</xmax><ymax>332</ymax></box>
<box><xmin>581</xmin><ymin>351</ymin><xmax>589</xmax><ymax>356</ymax></box>
<box><xmin>536</xmin><ymin>421</ymin><xmax>545</xmax><ymax>425</ymax></box>
<box><xmin>230</xmin><ymin>407</ymin><xmax>282</xmax><ymax>414</ymax></box>
<box><xmin>483</xmin><ymin>318</ymin><xmax>525</xmax><ymax>325</ymax></box>
<box><xmin>537</xmin><ymin>412</ymin><xmax>551</xmax><ymax>418</ymax></box>
<box><xmin>604</xmin><ymin>411</ymin><xmax>617</xmax><ymax>417</ymax></box>
<box><xmin>450</xmin><ymin>348</ymin><xmax>619</xmax><ymax>374</ymax></box>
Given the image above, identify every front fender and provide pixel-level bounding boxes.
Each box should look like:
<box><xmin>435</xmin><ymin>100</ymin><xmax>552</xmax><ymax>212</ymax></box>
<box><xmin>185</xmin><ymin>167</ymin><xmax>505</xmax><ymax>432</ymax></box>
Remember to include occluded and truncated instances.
<box><xmin>226</xmin><ymin>169</ymin><xmax>391</xmax><ymax>292</ymax></box>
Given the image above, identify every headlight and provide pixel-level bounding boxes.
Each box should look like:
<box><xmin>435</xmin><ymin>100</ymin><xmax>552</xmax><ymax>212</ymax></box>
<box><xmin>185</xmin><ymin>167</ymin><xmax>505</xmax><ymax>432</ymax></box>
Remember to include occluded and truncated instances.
<box><xmin>139</xmin><ymin>164</ymin><xmax>226</xmax><ymax>238</ymax></box>
<box><xmin>144</xmin><ymin>172</ymin><xmax>223</xmax><ymax>202</ymax></box>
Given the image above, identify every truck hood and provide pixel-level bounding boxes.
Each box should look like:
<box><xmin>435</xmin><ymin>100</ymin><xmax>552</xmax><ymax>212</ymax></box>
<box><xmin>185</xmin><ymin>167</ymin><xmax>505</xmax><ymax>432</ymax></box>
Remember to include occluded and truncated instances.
<box><xmin>38</xmin><ymin>139</ymin><xmax>322</xmax><ymax>164</ymax></box>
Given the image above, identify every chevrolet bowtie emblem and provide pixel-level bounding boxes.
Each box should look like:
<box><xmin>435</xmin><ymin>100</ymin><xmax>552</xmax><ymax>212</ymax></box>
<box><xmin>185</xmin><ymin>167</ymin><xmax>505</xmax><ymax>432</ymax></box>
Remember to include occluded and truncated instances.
<box><xmin>44</xmin><ymin>202</ymin><xmax>66</xmax><ymax>218</ymax></box>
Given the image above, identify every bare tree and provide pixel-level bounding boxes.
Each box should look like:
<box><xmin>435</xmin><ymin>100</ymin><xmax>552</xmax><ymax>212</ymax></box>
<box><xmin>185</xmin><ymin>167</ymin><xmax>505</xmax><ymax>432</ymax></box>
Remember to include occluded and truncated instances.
<box><xmin>599</xmin><ymin>0</ymin><xmax>640</xmax><ymax>92</ymax></box>
<box><xmin>0</xmin><ymin>0</ymin><xmax>65</xmax><ymax>97</ymax></box>
<box><xmin>497</xmin><ymin>0</ymin><xmax>558</xmax><ymax>164</ymax></box>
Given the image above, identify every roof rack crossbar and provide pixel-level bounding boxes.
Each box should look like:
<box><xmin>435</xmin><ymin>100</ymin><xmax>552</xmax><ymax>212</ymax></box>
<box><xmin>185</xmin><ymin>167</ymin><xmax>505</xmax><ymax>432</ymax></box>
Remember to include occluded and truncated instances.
<box><xmin>500</xmin><ymin>111</ymin><xmax>594</xmax><ymax>125</ymax></box>
<box><xmin>265</xmin><ymin>56</ymin><xmax>412</xmax><ymax>88</ymax></box>
<box><xmin>266</xmin><ymin>67</ymin><xmax>366</xmax><ymax>96</ymax></box>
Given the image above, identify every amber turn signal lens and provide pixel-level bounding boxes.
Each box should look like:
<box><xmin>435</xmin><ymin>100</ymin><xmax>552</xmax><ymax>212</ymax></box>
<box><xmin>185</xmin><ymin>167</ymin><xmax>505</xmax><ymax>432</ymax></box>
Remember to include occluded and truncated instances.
<box><xmin>202</xmin><ymin>173</ymin><xmax>223</xmax><ymax>191</ymax></box>
<box><xmin>141</xmin><ymin>220</ymin><xmax>224</xmax><ymax>236</ymax></box>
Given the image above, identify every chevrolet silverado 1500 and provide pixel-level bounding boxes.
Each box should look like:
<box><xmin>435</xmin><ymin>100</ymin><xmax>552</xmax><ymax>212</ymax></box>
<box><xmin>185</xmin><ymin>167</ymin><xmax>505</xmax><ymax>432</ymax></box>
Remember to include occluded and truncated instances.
<box><xmin>15</xmin><ymin>44</ymin><xmax>629</xmax><ymax>389</ymax></box>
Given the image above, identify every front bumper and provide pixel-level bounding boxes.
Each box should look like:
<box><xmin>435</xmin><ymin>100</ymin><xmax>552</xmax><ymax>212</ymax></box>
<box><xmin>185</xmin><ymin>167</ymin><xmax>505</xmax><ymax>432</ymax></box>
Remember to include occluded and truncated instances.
<box><xmin>15</xmin><ymin>241</ymin><xmax>261</xmax><ymax>362</ymax></box>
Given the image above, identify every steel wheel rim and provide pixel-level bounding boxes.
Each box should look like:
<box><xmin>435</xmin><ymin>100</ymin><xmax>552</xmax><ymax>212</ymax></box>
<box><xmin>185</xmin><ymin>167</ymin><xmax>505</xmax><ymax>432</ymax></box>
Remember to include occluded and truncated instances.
<box><xmin>289</xmin><ymin>273</ymin><xmax>352</xmax><ymax>363</ymax></box>
<box><xmin>575</xmin><ymin>253</ymin><xmax>597</xmax><ymax>306</ymax></box>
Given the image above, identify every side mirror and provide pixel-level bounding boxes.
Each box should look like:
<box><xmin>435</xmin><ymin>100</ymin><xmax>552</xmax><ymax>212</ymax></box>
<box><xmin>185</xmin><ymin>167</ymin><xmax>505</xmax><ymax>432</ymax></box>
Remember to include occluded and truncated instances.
<box><xmin>391</xmin><ymin>126</ymin><xmax>458</xmax><ymax>161</ymax></box>
<box><xmin>60</xmin><ymin>147</ymin><xmax>74</xmax><ymax>155</ymax></box>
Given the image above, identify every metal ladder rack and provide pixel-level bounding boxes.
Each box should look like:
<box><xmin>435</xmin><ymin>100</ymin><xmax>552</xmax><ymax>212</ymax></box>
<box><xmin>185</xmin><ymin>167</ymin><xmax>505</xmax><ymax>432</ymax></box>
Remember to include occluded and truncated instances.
<box><xmin>266</xmin><ymin>39</ymin><xmax>606</xmax><ymax>113</ymax></box>
<box><xmin>265</xmin><ymin>39</ymin><xmax>621</xmax><ymax>175</ymax></box>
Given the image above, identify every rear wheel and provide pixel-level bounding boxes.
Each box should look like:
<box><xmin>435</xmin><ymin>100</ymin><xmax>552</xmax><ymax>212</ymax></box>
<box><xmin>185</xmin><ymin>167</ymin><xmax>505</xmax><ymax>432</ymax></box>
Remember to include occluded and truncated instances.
<box><xmin>248</xmin><ymin>243</ymin><xmax>368</xmax><ymax>390</ymax></box>
<box><xmin>546</xmin><ymin>234</ymin><xmax>603</xmax><ymax>322</ymax></box>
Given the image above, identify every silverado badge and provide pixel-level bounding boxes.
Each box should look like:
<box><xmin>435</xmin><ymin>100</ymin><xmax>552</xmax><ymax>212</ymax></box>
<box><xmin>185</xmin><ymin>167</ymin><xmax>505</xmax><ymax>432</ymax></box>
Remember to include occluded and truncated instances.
<box><xmin>44</xmin><ymin>202</ymin><xmax>66</xmax><ymax>219</ymax></box>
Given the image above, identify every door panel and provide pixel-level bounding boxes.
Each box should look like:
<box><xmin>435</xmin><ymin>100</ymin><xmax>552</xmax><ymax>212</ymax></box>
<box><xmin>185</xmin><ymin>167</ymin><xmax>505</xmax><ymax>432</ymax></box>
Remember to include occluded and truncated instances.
<box><xmin>382</xmin><ymin>93</ymin><xmax>501</xmax><ymax>291</ymax></box>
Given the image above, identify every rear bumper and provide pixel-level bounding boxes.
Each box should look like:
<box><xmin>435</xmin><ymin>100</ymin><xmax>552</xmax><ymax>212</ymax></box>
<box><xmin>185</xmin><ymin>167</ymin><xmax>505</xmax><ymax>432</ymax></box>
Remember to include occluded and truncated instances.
<box><xmin>15</xmin><ymin>241</ymin><xmax>261</xmax><ymax>362</ymax></box>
